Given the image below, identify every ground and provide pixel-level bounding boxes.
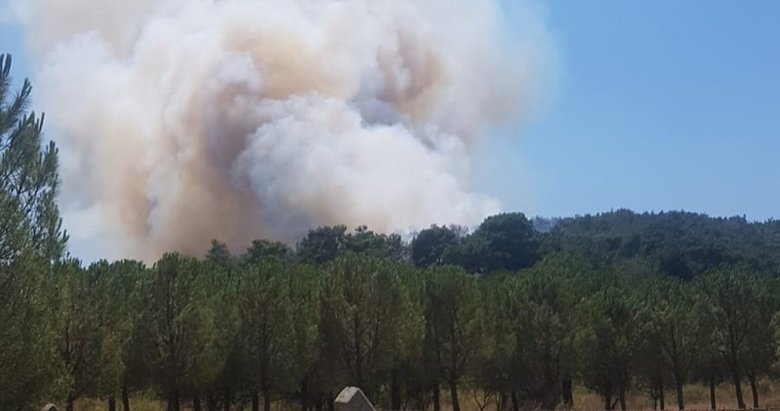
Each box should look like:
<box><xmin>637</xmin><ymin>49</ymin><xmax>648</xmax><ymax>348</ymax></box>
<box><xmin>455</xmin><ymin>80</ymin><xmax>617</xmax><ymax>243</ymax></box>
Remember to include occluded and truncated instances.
<box><xmin>74</xmin><ymin>381</ymin><xmax>780</xmax><ymax>411</ymax></box>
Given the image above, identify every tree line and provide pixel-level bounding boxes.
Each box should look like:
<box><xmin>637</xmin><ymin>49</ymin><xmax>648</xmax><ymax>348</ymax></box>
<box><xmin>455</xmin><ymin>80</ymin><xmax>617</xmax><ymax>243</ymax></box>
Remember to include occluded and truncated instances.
<box><xmin>3</xmin><ymin>222</ymin><xmax>780</xmax><ymax>411</ymax></box>
<box><xmin>3</xmin><ymin>52</ymin><xmax>780</xmax><ymax>411</ymax></box>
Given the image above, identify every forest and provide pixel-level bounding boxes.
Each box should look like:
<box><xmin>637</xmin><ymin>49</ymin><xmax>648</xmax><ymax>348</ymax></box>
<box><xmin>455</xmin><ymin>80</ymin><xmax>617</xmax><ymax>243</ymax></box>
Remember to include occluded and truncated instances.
<box><xmin>3</xmin><ymin>53</ymin><xmax>780</xmax><ymax>411</ymax></box>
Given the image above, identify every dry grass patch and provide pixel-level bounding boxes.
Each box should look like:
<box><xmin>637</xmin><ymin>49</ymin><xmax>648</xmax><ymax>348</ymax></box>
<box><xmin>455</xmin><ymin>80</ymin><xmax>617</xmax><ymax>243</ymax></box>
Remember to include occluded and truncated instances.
<box><xmin>70</xmin><ymin>381</ymin><xmax>780</xmax><ymax>411</ymax></box>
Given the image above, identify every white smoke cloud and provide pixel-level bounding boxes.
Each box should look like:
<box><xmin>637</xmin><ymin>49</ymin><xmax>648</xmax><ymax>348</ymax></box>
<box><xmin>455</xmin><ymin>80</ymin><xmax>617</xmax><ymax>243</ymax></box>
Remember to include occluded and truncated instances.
<box><xmin>8</xmin><ymin>0</ymin><xmax>555</xmax><ymax>261</ymax></box>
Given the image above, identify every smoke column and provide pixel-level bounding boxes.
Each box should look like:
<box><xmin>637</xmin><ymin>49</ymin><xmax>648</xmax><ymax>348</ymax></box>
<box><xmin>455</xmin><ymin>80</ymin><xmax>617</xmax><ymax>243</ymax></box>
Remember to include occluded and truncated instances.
<box><xmin>8</xmin><ymin>0</ymin><xmax>555</xmax><ymax>260</ymax></box>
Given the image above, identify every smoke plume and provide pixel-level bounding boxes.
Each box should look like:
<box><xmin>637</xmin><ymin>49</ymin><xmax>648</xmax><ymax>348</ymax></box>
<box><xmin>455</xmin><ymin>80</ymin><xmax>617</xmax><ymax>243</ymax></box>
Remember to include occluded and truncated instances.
<box><xmin>8</xmin><ymin>0</ymin><xmax>555</xmax><ymax>260</ymax></box>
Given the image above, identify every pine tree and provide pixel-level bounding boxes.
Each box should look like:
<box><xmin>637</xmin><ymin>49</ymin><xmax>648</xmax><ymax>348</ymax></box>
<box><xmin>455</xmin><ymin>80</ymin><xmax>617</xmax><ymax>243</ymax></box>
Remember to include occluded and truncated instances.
<box><xmin>0</xmin><ymin>252</ymin><xmax>66</xmax><ymax>409</ymax></box>
<box><xmin>423</xmin><ymin>266</ymin><xmax>481</xmax><ymax>411</ymax></box>
<box><xmin>141</xmin><ymin>254</ymin><xmax>219</xmax><ymax>411</ymax></box>
<box><xmin>0</xmin><ymin>54</ymin><xmax>68</xmax><ymax>263</ymax></box>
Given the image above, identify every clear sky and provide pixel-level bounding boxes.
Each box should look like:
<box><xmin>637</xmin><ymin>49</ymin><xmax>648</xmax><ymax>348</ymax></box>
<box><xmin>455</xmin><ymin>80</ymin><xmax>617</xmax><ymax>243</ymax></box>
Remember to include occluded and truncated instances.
<box><xmin>2</xmin><ymin>1</ymin><xmax>779</xmax><ymax>223</ymax></box>
<box><xmin>476</xmin><ymin>1</ymin><xmax>780</xmax><ymax>221</ymax></box>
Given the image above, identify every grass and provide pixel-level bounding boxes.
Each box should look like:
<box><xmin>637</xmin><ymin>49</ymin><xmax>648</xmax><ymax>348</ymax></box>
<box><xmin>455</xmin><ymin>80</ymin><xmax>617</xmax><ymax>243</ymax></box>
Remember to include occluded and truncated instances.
<box><xmin>444</xmin><ymin>380</ymin><xmax>780</xmax><ymax>411</ymax></box>
<box><xmin>74</xmin><ymin>380</ymin><xmax>780</xmax><ymax>411</ymax></box>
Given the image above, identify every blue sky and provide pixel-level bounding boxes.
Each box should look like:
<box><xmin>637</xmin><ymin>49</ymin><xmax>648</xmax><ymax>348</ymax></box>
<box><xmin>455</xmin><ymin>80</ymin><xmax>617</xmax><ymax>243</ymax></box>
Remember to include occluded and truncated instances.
<box><xmin>2</xmin><ymin>1</ymin><xmax>779</xmax><ymax>223</ymax></box>
<box><xmin>476</xmin><ymin>1</ymin><xmax>780</xmax><ymax>221</ymax></box>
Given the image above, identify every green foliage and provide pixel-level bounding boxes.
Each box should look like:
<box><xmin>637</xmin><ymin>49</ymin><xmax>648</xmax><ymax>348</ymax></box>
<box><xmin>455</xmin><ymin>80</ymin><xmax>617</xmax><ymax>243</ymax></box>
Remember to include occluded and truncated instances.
<box><xmin>1</xmin><ymin>228</ymin><xmax>778</xmax><ymax>411</ymax></box>
<box><xmin>107</xmin><ymin>260</ymin><xmax>149</xmax><ymax>400</ymax></box>
<box><xmin>423</xmin><ymin>265</ymin><xmax>481</xmax><ymax>411</ymax></box>
<box><xmin>319</xmin><ymin>254</ymin><xmax>420</xmax><ymax>399</ymax></box>
<box><xmin>546</xmin><ymin>209</ymin><xmax>780</xmax><ymax>278</ymax></box>
<box><xmin>411</xmin><ymin>225</ymin><xmax>459</xmax><ymax>267</ymax></box>
<box><xmin>451</xmin><ymin>213</ymin><xmax>539</xmax><ymax>273</ymax></box>
<box><xmin>0</xmin><ymin>54</ymin><xmax>67</xmax><ymax>263</ymax></box>
<box><xmin>140</xmin><ymin>254</ymin><xmax>220</xmax><ymax>406</ymax></box>
<box><xmin>0</xmin><ymin>56</ymin><xmax>68</xmax><ymax>409</ymax></box>
<box><xmin>298</xmin><ymin>225</ymin><xmax>407</xmax><ymax>266</ymax></box>
<box><xmin>577</xmin><ymin>285</ymin><xmax>644</xmax><ymax>410</ymax></box>
<box><xmin>635</xmin><ymin>276</ymin><xmax>701</xmax><ymax>409</ymax></box>
<box><xmin>51</xmin><ymin>259</ymin><xmax>133</xmax><ymax>406</ymax></box>
<box><xmin>694</xmin><ymin>265</ymin><xmax>773</xmax><ymax>409</ymax></box>
<box><xmin>297</xmin><ymin>225</ymin><xmax>348</xmax><ymax>265</ymax></box>
<box><xmin>242</xmin><ymin>239</ymin><xmax>291</xmax><ymax>266</ymax></box>
<box><xmin>0</xmin><ymin>252</ymin><xmax>66</xmax><ymax>409</ymax></box>
<box><xmin>236</xmin><ymin>259</ymin><xmax>291</xmax><ymax>407</ymax></box>
<box><xmin>281</xmin><ymin>264</ymin><xmax>322</xmax><ymax>408</ymax></box>
<box><xmin>205</xmin><ymin>240</ymin><xmax>233</xmax><ymax>266</ymax></box>
<box><xmin>343</xmin><ymin>226</ymin><xmax>406</xmax><ymax>262</ymax></box>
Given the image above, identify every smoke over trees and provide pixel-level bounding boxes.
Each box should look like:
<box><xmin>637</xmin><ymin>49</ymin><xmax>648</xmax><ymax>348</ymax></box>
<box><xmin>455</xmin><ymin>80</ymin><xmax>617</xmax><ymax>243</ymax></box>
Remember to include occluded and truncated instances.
<box><xmin>6</xmin><ymin>0</ymin><xmax>556</xmax><ymax>261</ymax></box>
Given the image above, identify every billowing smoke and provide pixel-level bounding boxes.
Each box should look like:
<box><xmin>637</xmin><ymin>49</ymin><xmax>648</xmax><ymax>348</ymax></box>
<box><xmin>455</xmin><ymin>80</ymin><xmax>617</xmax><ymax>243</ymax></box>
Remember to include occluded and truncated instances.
<box><xmin>8</xmin><ymin>0</ymin><xmax>555</xmax><ymax>260</ymax></box>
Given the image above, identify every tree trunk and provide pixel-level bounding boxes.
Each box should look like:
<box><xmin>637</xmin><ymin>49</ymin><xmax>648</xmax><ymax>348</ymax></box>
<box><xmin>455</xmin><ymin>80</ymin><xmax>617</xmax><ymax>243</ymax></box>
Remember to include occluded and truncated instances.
<box><xmin>542</xmin><ymin>360</ymin><xmax>556</xmax><ymax>410</ymax></box>
<box><xmin>223</xmin><ymin>388</ymin><xmax>231</xmax><ymax>411</ymax></box>
<box><xmin>731</xmin><ymin>367</ymin><xmax>746</xmax><ymax>409</ymax></box>
<box><xmin>109</xmin><ymin>396</ymin><xmax>117</xmax><ymax>411</ymax></box>
<box><xmin>327</xmin><ymin>393</ymin><xmax>335</xmax><ymax>411</ymax></box>
<box><xmin>174</xmin><ymin>390</ymin><xmax>181</xmax><ymax>411</ymax></box>
<box><xmin>618</xmin><ymin>385</ymin><xmax>627</xmax><ymax>411</ymax></box>
<box><xmin>603</xmin><ymin>381</ymin><xmax>614</xmax><ymax>411</ymax></box>
<box><xmin>562</xmin><ymin>372</ymin><xmax>573</xmax><ymax>408</ymax></box>
<box><xmin>390</xmin><ymin>369</ymin><xmax>402</xmax><ymax>411</ymax></box>
<box><xmin>670</xmin><ymin>335</ymin><xmax>684</xmax><ymax>411</ymax></box>
<box><xmin>300</xmin><ymin>378</ymin><xmax>309</xmax><ymax>411</ymax></box>
<box><xmin>353</xmin><ymin>314</ymin><xmax>363</xmax><ymax>387</ymax></box>
<box><xmin>207</xmin><ymin>394</ymin><xmax>218</xmax><ymax>411</ymax></box>
<box><xmin>709</xmin><ymin>378</ymin><xmax>717</xmax><ymax>411</ymax></box>
<box><xmin>450</xmin><ymin>381</ymin><xmax>461</xmax><ymax>411</ymax></box>
<box><xmin>193</xmin><ymin>394</ymin><xmax>202</xmax><ymax>411</ymax></box>
<box><xmin>252</xmin><ymin>392</ymin><xmax>259</xmax><ymax>411</ymax></box>
<box><xmin>166</xmin><ymin>390</ymin><xmax>180</xmax><ymax>411</ymax></box>
<box><xmin>511</xmin><ymin>391</ymin><xmax>519</xmax><ymax>411</ymax></box>
<box><xmin>748</xmin><ymin>374</ymin><xmax>759</xmax><ymax>409</ymax></box>
<box><xmin>67</xmin><ymin>396</ymin><xmax>75</xmax><ymax>411</ymax></box>
<box><xmin>659</xmin><ymin>379</ymin><xmax>665</xmax><ymax>411</ymax></box>
<box><xmin>674</xmin><ymin>368</ymin><xmax>685</xmax><ymax>411</ymax></box>
<box><xmin>432</xmin><ymin>386</ymin><xmax>441</xmax><ymax>411</ymax></box>
<box><xmin>263</xmin><ymin>387</ymin><xmax>271</xmax><ymax>411</ymax></box>
<box><xmin>122</xmin><ymin>386</ymin><xmax>131</xmax><ymax>411</ymax></box>
<box><xmin>415</xmin><ymin>389</ymin><xmax>426</xmax><ymax>411</ymax></box>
